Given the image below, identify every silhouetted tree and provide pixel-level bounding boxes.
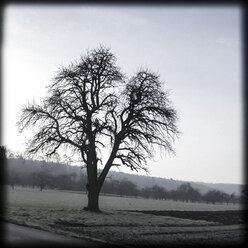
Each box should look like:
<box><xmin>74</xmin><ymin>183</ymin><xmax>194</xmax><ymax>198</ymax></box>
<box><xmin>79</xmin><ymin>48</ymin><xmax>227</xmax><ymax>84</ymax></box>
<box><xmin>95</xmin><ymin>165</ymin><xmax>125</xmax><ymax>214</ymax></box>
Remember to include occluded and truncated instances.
<box><xmin>188</xmin><ymin>187</ymin><xmax>201</xmax><ymax>202</ymax></box>
<box><xmin>165</xmin><ymin>183</ymin><xmax>202</xmax><ymax>202</ymax></box>
<box><xmin>0</xmin><ymin>146</ymin><xmax>6</xmax><ymax>161</ymax></box>
<box><xmin>7</xmin><ymin>169</ymin><xmax>19</xmax><ymax>189</ymax></box>
<box><xmin>18</xmin><ymin>46</ymin><xmax>179</xmax><ymax>211</ymax></box>
<box><xmin>0</xmin><ymin>146</ymin><xmax>7</xmax><ymax>185</ymax></box>
<box><xmin>118</xmin><ymin>178</ymin><xmax>139</xmax><ymax>197</ymax></box>
<box><xmin>177</xmin><ymin>183</ymin><xmax>201</xmax><ymax>202</ymax></box>
<box><xmin>229</xmin><ymin>193</ymin><xmax>236</xmax><ymax>204</ymax></box>
<box><xmin>241</xmin><ymin>188</ymin><xmax>248</xmax><ymax>204</ymax></box>
<box><xmin>30</xmin><ymin>160</ymin><xmax>51</xmax><ymax>191</ymax></box>
<box><xmin>32</xmin><ymin>171</ymin><xmax>50</xmax><ymax>191</ymax></box>
<box><xmin>177</xmin><ymin>183</ymin><xmax>191</xmax><ymax>202</ymax></box>
<box><xmin>203</xmin><ymin>190</ymin><xmax>228</xmax><ymax>204</ymax></box>
<box><xmin>141</xmin><ymin>185</ymin><xmax>167</xmax><ymax>200</ymax></box>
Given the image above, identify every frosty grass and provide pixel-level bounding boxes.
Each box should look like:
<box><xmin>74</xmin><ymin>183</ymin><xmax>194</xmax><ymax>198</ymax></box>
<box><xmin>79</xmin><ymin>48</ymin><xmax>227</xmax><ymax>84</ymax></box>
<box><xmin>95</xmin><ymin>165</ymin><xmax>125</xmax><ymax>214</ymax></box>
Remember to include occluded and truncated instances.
<box><xmin>4</xmin><ymin>186</ymin><xmax>244</xmax><ymax>245</ymax></box>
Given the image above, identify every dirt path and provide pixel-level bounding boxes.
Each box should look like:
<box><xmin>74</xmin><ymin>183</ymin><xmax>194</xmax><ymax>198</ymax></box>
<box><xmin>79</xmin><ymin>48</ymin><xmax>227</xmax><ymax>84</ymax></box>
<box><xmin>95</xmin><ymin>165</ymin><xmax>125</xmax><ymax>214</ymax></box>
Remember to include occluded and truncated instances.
<box><xmin>128</xmin><ymin>210</ymin><xmax>246</xmax><ymax>225</ymax></box>
<box><xmin>2</xmin><ymin>222</ymin><xmax>105</xmax><ymax>247</ymax></box>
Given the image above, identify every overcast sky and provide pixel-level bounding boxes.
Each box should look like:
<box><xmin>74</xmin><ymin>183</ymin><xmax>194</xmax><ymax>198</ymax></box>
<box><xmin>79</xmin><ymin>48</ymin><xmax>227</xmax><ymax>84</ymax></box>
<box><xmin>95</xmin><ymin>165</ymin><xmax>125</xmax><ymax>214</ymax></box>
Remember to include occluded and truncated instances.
<box><xmin>2</xmin><ymin>4</ymin><xmax>243</xmax><ymax>184</ymax></box>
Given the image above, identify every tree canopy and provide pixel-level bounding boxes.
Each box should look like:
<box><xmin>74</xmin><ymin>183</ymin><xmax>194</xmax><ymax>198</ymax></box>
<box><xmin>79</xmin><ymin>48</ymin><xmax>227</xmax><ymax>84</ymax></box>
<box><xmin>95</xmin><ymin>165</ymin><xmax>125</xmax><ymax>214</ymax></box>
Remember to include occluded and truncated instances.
<box><xmin>18</xmin><ymin>46</ymin><xmax>179</xmax><ymax>211</ymax></box>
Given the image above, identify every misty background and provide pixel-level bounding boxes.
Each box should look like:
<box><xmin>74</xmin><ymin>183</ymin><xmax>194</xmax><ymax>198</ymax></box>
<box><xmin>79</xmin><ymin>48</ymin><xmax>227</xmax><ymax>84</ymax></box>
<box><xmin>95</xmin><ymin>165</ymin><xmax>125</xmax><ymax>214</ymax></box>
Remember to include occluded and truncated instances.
<box><xmin>2</xmin><ymin>5</ymin><xmax>243</xmax><ymax>184</ymax></box>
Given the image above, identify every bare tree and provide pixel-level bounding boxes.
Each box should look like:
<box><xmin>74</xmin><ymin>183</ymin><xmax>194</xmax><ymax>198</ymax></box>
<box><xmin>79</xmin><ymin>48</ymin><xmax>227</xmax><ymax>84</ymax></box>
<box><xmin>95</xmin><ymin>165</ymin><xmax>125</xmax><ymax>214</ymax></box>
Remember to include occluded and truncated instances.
<box><xmin>18</xmin><ymin>46</ymin><xmax>179</xmax><ymax>211</ymax></box>
<box><xmin>0</xmin><ymin>146</ymin><xmax>7</xmax><ymax>180</ymax></box>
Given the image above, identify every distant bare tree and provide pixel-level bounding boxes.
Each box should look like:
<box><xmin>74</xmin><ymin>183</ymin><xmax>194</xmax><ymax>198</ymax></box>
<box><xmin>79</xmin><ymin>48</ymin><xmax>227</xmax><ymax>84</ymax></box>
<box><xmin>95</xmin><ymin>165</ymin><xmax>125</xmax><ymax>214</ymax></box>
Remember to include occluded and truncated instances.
<box><xmin>0</xmin><ymin>146</ymin><xmax>7</xmax><ymax>185</ymax></box>
<box><xmin>0</xmin><ymin>146</ymin><xmax>6</xmax><ymax>160</ymax></box>
<box><xmin>31</xmin><ymin>161</ymin><xmax>51</xmax><ymax>191</ymax></box>
<box><xmin>18</xmin><ymin>46</ymin><xmax>179</xmax><ymax>211</ymax></box>
<box><xmin>177</xmin><ymin>183</ymin><xmax>201</xmax><ymax>202</ymax></box>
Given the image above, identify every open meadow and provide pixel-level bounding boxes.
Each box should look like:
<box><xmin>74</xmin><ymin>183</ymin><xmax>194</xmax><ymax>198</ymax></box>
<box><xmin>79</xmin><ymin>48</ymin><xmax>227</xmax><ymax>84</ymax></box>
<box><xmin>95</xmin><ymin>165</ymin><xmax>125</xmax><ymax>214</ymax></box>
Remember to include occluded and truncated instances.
<box><xmin>4</xmin><ymin>186</ymin><xmax>246</xmax><ymax>247</ymax></box>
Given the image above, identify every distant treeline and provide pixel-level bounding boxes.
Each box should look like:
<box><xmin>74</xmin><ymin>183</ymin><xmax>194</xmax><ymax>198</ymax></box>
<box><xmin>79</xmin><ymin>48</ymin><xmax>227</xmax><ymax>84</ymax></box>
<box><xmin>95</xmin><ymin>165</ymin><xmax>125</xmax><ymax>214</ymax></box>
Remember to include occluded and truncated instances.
<box><xmin>101</xmin><ymin>179</ymin><xmax>240</xmax><ymax>204</ymax></box>
<box><xmin>5</xmin><ymin>156</ymin><xmax>244</xmax><ymax>205</ymax></box>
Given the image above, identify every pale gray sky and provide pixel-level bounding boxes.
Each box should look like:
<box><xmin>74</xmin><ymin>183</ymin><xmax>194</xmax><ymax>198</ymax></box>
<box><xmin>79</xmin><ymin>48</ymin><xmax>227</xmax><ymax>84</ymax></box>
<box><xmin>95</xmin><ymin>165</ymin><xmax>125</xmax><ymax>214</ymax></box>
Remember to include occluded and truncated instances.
<box><xmin>2</xmin><ymin>4</ymin><xmax>243</xmax><ymax>184</ymax></box>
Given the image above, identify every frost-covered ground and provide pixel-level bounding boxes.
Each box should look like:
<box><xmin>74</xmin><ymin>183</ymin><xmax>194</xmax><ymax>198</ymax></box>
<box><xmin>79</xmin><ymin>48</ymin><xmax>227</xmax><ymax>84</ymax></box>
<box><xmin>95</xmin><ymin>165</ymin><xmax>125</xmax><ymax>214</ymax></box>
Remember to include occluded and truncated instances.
<box><xmin>5</xmin><ymin>186</ymin><xmax>242</xmax><ymax>211</ymax></box>
<box><xmin>4</xmin><ymin>186</ymin><xmax>245</xmax><ymax>246</ymax></box>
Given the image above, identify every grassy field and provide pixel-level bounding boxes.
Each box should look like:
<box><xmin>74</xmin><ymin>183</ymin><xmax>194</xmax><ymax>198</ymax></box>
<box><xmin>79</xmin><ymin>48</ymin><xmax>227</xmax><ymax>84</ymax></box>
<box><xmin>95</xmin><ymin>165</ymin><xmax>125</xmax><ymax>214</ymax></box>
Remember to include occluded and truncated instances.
<box><xmin>4</xmin><ymin>186</ymin><xmax>245</xmax><ymax>247</ymax></box>
<box><xmin>5</xmin><ymin>186</ymin><xmax>242</xmax><ymax>211</ymax></box>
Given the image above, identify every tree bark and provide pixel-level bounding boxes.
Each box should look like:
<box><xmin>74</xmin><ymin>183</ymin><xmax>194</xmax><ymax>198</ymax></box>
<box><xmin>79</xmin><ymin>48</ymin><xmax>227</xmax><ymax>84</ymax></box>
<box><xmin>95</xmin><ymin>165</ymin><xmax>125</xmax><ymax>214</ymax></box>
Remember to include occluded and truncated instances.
<box><xmin>85</xmin><ymin>184</ymin><xmax>100</xmax><ymax>212</ymax></box>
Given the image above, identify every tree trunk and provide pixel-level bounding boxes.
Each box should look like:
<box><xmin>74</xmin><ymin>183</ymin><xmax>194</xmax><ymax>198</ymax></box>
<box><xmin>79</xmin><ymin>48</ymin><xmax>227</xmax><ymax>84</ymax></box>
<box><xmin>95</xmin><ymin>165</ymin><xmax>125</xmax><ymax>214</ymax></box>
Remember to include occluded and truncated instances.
<box><xmin>85</xmin><ymin>185</ymin><xmax>100</xmax><ymax>212</ymax></box>
<box><xmin>83</xmin><ymin>137</ymin><xmax>121</xmax><ymax>212</ymax></box>
<box><xmin>84</xmin><ymin>161</ymin><xmax>100</xmax><ymax>212</ymax></box>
